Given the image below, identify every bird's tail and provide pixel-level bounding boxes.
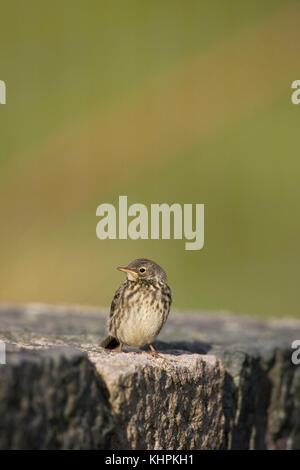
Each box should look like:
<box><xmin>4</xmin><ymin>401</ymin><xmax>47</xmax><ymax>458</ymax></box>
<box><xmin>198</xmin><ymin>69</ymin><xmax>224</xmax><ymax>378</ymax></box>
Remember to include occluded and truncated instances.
<box><xmin>101</xmin><ymin>335</ymin><xmax>120</xmax><ymax>349</ymax></box>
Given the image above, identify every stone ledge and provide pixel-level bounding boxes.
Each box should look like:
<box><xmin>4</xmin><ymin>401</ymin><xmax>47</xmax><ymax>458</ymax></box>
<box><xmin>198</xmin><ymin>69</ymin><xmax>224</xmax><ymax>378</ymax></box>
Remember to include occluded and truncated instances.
<box><xmin>0</xmin><ymin>303</ymin><xmax>299</xmax><ymax>450</ymax></box>
<box><xmin>0</xmin><ymin>346</ymin><xmax>113</xmax><ymax>449</ymax></box>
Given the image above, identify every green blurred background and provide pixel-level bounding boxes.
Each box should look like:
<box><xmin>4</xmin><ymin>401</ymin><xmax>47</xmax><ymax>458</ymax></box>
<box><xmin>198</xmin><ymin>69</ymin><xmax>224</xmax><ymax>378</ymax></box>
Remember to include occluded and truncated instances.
<box><xmin>1</xmin><ymin>1</ymin><xmax>300</xmax><ymax>317</ymax></box>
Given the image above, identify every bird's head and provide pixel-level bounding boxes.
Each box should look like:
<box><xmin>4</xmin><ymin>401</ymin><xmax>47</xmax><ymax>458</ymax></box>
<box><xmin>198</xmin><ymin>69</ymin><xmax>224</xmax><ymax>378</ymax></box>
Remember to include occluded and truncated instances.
<box><xmin>117</xmin><ymin>258</ymin><xmax>167</xmax><ymax>282</ymax></box>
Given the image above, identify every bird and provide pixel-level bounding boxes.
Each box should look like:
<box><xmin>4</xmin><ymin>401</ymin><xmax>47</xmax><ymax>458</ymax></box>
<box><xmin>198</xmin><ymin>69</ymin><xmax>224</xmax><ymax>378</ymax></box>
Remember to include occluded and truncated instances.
<box><xmin>101</xmin><ymin>258</ymin><xmax>172</xmax><ymax>357</ymax></box>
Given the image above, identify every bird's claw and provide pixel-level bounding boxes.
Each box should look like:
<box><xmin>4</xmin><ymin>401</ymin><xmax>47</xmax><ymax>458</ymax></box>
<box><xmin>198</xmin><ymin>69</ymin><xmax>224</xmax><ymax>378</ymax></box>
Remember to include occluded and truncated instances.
<box><xmin>142</xmin><ymin>350</ymin><xmax>160</xmax><ymax>359</ymax></box>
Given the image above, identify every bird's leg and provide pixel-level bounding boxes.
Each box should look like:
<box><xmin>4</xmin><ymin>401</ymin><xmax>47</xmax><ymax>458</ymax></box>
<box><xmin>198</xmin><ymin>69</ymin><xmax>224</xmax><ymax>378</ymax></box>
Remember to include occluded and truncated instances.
<box><xmin>112</xmin><ymin>341</ymin><xmax>123</xmax><ymax>353</ymax></box>
<box><xmin>149</xmin><ymin>344</ymin><xmax>159</xmax><ymax>358</ymax></box>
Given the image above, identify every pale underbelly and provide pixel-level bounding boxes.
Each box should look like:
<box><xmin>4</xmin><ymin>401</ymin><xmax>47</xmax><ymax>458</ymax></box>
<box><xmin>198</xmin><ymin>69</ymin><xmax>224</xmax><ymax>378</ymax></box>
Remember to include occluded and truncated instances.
<box><xmin>116</xmin><ymin>306</ymin><xmax>166</xmax><ymax>347</ymax></box>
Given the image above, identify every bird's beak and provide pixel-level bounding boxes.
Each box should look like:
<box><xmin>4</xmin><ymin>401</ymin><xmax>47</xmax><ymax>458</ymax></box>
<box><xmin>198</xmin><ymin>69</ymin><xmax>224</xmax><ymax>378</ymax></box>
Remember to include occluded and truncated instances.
<box><xmin>117</xmin><ymin>266</ymin><xmax>138</xmax><ymax>276</ymax></box>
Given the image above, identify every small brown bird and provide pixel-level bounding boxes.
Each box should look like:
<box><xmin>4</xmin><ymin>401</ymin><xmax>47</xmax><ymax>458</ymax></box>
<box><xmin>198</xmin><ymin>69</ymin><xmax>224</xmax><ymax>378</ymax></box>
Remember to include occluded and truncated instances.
<box><xmin>101</xmin><ymin>258</ymin><xmax>172</xmax><ymax>357</ymax></box>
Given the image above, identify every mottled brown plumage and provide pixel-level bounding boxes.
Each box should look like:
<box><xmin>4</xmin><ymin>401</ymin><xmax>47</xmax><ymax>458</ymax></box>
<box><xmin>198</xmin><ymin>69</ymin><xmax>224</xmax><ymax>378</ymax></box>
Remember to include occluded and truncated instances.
<box><xmin>101</xmin><ymin>258</ymin><xmax>172</xmax><ymax>357</ymax></box>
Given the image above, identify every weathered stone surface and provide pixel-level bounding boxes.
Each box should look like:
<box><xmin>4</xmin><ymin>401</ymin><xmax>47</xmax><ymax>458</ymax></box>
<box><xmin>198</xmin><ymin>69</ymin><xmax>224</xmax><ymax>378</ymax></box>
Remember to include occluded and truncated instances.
<box><xmin>92</xmin><ymin>351</ymin><xmax>225</xmax><ymax>450</ymax></box>
<box><xmin>0</xmin><ymin>303</ymin><xmax>299</xmax><ymax>450</ymax></box>
<box><xmin>0</xmin><ymin>346</ymin><xmax>113</xmax><ymax>450</ymax></box>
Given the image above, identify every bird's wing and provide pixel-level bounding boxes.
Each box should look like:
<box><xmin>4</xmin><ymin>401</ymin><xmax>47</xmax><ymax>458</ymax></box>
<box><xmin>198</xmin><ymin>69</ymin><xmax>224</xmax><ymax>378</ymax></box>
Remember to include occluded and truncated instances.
<box><xmin>101</xmin><ymin>335</ymin><xmax>120</xmax><ymax>349</ymax></box>
<box><xmin>109</xmin><ymin>281</ymin><xmax>126</xmax><ymax>318</ymax></box>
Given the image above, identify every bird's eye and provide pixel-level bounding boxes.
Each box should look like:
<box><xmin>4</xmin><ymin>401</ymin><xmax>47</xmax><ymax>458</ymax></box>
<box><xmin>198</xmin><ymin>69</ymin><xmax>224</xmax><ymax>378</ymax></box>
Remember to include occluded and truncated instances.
<box><xmin>139</xmin><ymin>268</ymin><xmax>146</xmax><ymax>273</ymax></box>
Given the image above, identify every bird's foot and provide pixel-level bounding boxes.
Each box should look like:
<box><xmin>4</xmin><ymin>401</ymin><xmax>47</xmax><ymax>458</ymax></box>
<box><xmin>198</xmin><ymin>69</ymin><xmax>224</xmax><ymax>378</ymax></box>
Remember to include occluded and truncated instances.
<box><xmin>149</xmin><ymin>344</ymin><xmax>160</xmax><ymax>358</ymax></box>
<box><xmin>151</xmin><ymin>351</ymin><xmax>160</xmax><ymax>359</ymax></box>
<box><xmin>141</xmin><ymin>351</ymin><xmax>160</xmax><ymax>359</ymax></box>
<box><xmin>142</xmin><ymin>346</ymin><xmax>160</xmax><ymax>359</ymax></box>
